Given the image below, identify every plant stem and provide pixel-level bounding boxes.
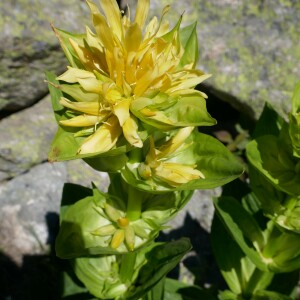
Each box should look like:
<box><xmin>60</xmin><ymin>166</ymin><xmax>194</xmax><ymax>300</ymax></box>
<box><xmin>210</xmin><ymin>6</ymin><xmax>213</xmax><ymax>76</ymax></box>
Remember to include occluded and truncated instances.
<box><xmin>126</xmin><ymin>185</ymin><xmax>143</xmax><ymax>221</ymax></box>
<box><xmin>119</xmin><ymin>252</ymin><xmax>137</xmax><ymax>283</ymax></box>
<box><xmin>244</xmin><ymin>268</ymin><xmax>274</xmax><ymax>297</ymax></box>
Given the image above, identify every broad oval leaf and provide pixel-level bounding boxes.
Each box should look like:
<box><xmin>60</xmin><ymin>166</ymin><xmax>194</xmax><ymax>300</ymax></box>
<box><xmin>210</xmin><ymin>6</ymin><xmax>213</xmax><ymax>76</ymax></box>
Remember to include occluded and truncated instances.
<box><xmin>131</xmin><ymin>93</ymin><xmax>216</xmax><ymax>131</ymax></box>
<box><xmin>246</xmin><ymin>135</ymin><xmax>300</xmax><ymax>196</ymax></box>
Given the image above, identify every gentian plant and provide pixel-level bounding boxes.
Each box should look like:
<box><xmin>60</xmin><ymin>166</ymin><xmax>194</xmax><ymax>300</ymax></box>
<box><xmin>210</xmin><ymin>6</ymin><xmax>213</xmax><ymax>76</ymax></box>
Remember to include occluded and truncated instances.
<box><xmin>210</xmin><ymin>83</ymin><xmax>300</xmax><ymax>300</ymax></box>
<box><xmin>46</xmin><ymin>0</ymin><xmax>247</xmax><ymax>299</ymax></box>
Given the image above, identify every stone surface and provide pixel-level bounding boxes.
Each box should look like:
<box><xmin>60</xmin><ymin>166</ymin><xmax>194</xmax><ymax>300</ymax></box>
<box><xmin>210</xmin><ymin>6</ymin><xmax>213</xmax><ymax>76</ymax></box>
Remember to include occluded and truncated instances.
<box><xmin>0</xmin><ymin>161</ymin><xmax>108</xmax><ymax>264</ymax></box>
<box><xmin>0</xmin><ymin>95</ymin><xmax>56</xmax><ymax>180</ymax></box>
<box><xmin>0</xmin><ymin>0</ymin><xmax>91</xmax><ymax>112</ymax></box>
<box><xmin>123</xmin><ymin>0</ymin><xmax>300</xmax><ymax>119</ymax></box>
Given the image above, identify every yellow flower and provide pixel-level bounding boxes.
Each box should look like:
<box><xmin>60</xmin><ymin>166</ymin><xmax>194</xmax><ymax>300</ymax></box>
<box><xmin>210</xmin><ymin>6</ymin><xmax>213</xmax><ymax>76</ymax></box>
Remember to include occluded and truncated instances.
<box><xmin>92</xmin><ymin>201</ymin><xmax>149</xmax><ymax>251</ymax></box>
<box><xmin>138</xmin><ymin>127</ymin><xmax>205</xmax><ymax>187</ymax></box>
<box><xmin>54</xmin><ymin>0</ymin><xmax>210</xmax><ymax>155</ymax></box>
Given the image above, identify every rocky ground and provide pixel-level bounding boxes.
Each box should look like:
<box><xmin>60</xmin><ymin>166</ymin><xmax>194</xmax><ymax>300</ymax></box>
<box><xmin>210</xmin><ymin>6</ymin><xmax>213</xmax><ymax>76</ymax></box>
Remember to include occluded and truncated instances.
<box><xmin>0</xmin><ymin>0</ymin><xmax>299</xmax><ymax>299</ymax></box>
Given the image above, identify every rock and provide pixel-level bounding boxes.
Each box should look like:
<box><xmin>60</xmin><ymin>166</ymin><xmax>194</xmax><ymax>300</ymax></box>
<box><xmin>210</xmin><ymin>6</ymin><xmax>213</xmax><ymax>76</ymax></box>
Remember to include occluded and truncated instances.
<box><xmin>0</xmin><ymin>95</ymin><xmax>56</xmax><ymax>180</ymax></box>
<box><xmin>0</xmin><ymin>0</ymin><xmax>91</xmax><ymax>112</ymax></box>
<box><xmin>0</xmin><ymin>162</ymin><xmax>108</xmax><ymax>264</ymax></box>
<box><xmin>166</xmin><ymin>189</ymin><xmax>219</xmax><ymax>233</ymax></box>
<box><xmin>122</xmin><ymin>0</ymin><xmax>300</xmax><ymax>119</ymax></box>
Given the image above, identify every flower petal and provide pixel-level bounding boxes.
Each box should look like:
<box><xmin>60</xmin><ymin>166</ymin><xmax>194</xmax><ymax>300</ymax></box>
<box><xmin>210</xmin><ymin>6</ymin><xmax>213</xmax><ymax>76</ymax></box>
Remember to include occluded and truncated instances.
<box><xmin>113</xmin><ymin>98</ymin><xmax>131</xmax><ymax>126</ymax></box>
<box><xmin>123</xmin><ymin>116</ymin><xmax>143</xmax><ymax>148</ymax></box>
<box><xmin>99</xmin><ymin>0</ymin><xmax>123</xmax><ymax>41</ymax></box>
<box><xmin>60</xmin><ymin>97</ymin><xmax>101</xmax><ymax>115</ymax></box>
<box><xmin>59</xmin><ymin>114</ymin><xmax>106</xmax><ymax>127</ymax></box>
<box><xmin>57</xmin><ymin>67</ymin><xmax>95</xmax><ymax>83</ymax></box>
<box><xmin>78</xmin><ymin>115</ymin><xmax>122</xmax><ymax>154</ymax></box>
<box><xmin>134</xmin><ymin>0</ymin><xmax>150</xmax><ymax>28</ymax></box>
<box><xmin>158</xmin><ymin>127</ymin><xmax>194</xmax><ymax>158</ymax></box>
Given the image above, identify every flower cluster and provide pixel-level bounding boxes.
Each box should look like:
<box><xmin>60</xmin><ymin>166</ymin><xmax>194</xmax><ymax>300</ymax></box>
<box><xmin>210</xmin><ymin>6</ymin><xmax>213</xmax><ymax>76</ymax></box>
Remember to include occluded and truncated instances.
<box><xmin>51</xmin><ymin>0</ymin><xmax>215</xmax><ymax>159</ymax></box>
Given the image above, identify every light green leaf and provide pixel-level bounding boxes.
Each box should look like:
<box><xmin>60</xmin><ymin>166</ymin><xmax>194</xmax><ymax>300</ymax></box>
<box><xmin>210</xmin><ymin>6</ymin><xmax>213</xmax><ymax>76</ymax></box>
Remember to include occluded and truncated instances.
<box><xmin>291</xmin><ymin>80</ymin><xmax>300</xmax><ymax>115</ymax></box>
<box><xmin>131</xmin><ymin>93</ymin><xmax>216</xmax><ymax>130</ymax></box>
<box><xmin>261</xmin><ymin>225</ymin><xmax>300</xmax><ymax>273</ymax></box>
<box><xmin>218</xmin><ymin>290</ymin><xmax>239</xmax><ymax>300</ymax></box>
<box><xmin>248</xmin><ymin>165</ymin><xmax>285</xmax><ymax>217</ymax></box>
<box><xmin>178</xmin><ymin>22</ymin><xmax>199</xmax><ymax>68</ymax></box>
<box><xmin>45</xmin><ymin>71</ymin><xmax>65</xmax><ymax>120</ymax></box>
<box><xmin>127</xmin><ymin>239</ymin><xmax>192</xmax><ymax>300</ymax></box>
<box><xmin>73</xmin><ymin>255</ymin><xmax>128</xmax><ymax>299</ymax></box>
<box><xmin>252</xmin><ymin>103</ymin><xmax>283</xmax><ymax>139</ymax></box>
<box><xmin>73</xmin><ymin>239</ymin><xmax>191</xmax><ymax>300</ymax></box>
<box><xmin>48</xmin><ymin>124</ymin><xmax>130</xmax><ymax>166</ymax></box>
<box><xmin>246</xmin><ymin>136</ymin><xmax>300</xmax><ymax>196</ymax></box>
<box><xmin>53</xmin><ymin>27</ymin><xmax>85</xmax><ymax>68</ymax></box>
<box><xmin>211</xmin><ymin>211</ymin><xmax>273</xmax><ymax>296</ymax></box>
<box><xmin>252</xmin><ymin>290</ymin><xmax>293</xmax><ymax>300</ymax></box>
<box><xmin>213</xmin><ymin>197</ymin><xmax>268</xmax><ymax>272</ymax></box>
<box><xmin>163</xmin><ymin>278</ymin><xmax>216</xmax><ymax>300</ymax></box>
<box><xmin>288</xmin><ymin>113</ymin><xmax>300</xmax><ymax>158</ymax></box>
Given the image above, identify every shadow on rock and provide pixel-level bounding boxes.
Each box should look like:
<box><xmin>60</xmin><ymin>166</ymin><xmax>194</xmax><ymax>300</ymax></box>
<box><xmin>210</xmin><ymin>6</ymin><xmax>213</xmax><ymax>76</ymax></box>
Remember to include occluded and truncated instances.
<box><xmin>0</xmin><ymin>212</ymin><xmax>67</xmax><ymax>300</ymax></box>
<box><xmin>158</xmin><ymin>212</ymin><xmax>226</xmax><ymax>290</ymax></box>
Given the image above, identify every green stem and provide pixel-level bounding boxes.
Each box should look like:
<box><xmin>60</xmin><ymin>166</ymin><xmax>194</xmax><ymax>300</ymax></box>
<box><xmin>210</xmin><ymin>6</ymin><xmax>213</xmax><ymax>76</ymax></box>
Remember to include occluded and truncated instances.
<box><xmin>119</xmin><ymin>252</ymin><xmax>137</xmax><ymax>283</ymax></box>
<box><xmin>244</xmin><ymin>268</ymin><xmax>274</xmax><ymax>297</ymax></box>
<box><xmin>126</xmin><ymin>185</ymin><xmax>143</xmax><ymax>221</ymax></box>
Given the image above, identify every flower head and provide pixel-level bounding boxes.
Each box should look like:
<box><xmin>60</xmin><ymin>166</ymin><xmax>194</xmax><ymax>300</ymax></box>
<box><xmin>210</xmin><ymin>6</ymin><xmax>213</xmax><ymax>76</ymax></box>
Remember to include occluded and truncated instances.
<box><xmin>138</xmin><ymin>127</ymin><xmax>205</xmax><ymax>187</ymax></box>
<box><xmin>52</xmin><ymin>0</ymin><xmax>214</xmax><ymax>156</ymax></box>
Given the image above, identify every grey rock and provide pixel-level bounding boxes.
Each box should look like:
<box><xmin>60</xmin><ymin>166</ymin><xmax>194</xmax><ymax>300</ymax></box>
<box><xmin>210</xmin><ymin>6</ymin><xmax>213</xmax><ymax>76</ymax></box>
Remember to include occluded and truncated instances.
<box><xmin>0</xmin><ymin>95</ymin><xmax>56</xmax><ymax>180</ymax></box>
<box><xmin>166</xmin><ymin>189</ymin><xmax>219</xmax><ymax>233</ymax></box>
<box><xmin>0</xmin><ymin>0</ymin><xmax>91</xmax><ymax>112</ymax></box>
<box><xmin>0</xmin><ymin>161</ymin><xmax>108</xmax><ymax>264</ymax></box>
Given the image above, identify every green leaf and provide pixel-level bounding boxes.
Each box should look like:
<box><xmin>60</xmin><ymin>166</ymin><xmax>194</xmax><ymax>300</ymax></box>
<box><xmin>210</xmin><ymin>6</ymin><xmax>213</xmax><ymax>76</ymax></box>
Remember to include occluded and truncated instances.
<box><xmin>73</xmin><ymin>255</ymin><xmax>128</xmax><ymax>299</ymax></box>
<box><xmin>218</xmin><ymin>290</ymin><xmax>239</xmax><ymax>300</ymax></box>
<box><xmin>288</xmin><ymin>112</ymin><xmax>300</xmax><ymax>158</ymax></box>
<box><xmin>164</xmin><ymin>278</ymin><xmax>216</xmax><ymax>300</ymax></box>
<box><xmin>53</xmin><ymin>27</ymin><xmax>85</xmax><ymax>68</ymax></box>
<box><xmin>261</xmin><ymin>225</ymin><xmax>300</xmax><ymax>273</ymax></box>
<box><xmin>211</xmin><ymin>214</ymin><xmax>273</xmax><ymax>296</ymax></box>
<box><xmin>61</xmin><ymin>271</ymin><xmax>92</xmax><ymax>300</ymax></box>
<box><xmin>60</xmin><ymin>183</ymin><xmax>93</xmax><ymax>220</ymax></box>
<box><xmin>122</xmin><ymin>131</ymin><xmax>244</xmax><ymax>192</ymax></box>
<box><xmin>291</xmin><ymin>80</ymin><xmax>300</xmax><ymax>115</ymax></box>
<box><xmin>45</xmin><ymin>71</ymin><xmax>65</xmax><ymax>121</ymax></box>
<box><xmin>131</xmin><ymin>93</ymin><xmax>216</xmax><ymax>130</ymax></box>
<box><xmin>252</xmin><ymin>103</ymin><xmax>284</xmax><ymax>139</ymax></box>
<box><xmin>161</xmin><ymin>15</ymin><xmax>182</xmax><ymax>42</ymax></box>
<box><xmin>251</xmin><ymin>290</ymin><xmax>293</xmax><ymax>300</ymax></box>
<box><xmin>213</xmin><ymin>197</ymin><xmax>267</xmax><ymax>272</ymax></box>
<box><xmin>127</xmin><ymin>239</ymin><xmax>192</xmax><ymax>300</ymax></box>
<box><xmin>248</xmin><ymin>165</ymin><xmax>285</xmax><ymax>217</ymax></box>
<box><xmin>72</xmin><ymin>239</ymin><xmax>191</xmax><ymax>300</ymax></box>
<box><xmin>246</xmin><ymin>135</ymin><xmax>300</xmax><ymax>196</ymax></box>
<box><xmin>178</xmin><ymin>22</ymin><xmax>199</xmax><ymax>68</ymax></box>
<box><xmin>83</xmin><ymin>153</ymin><xmax>129</xmax><ymax>172</ymax></box>
<box><xmin>143</xmin><ymin>277</ymin><xmax>165</xmax><ymax>300</ymax></box>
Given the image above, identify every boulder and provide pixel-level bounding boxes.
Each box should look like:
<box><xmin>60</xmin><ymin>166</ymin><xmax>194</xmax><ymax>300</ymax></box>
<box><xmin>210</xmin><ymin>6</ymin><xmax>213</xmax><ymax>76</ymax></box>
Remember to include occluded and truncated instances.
<box><xmin>0</xmin><ymin>0</ymin><xmax>91</xmax><ymax>112</ymax></box>
<box><xmin>0</xmin><ymin>162</ymin><xmax>108</xmax><ymax>264</ymax></box>
<box><xmin>0</xmin><ymin>95</ymin><xmax>56</xmax><ymax>181</ymax></box>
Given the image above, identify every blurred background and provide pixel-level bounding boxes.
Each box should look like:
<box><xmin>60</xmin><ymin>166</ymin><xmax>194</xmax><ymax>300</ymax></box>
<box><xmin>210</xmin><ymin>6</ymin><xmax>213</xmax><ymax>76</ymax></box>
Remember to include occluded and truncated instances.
<box><xmin>0</xmin><ymin>0</ymin><xmax>299</xmax><ymax>299</ymax></box>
